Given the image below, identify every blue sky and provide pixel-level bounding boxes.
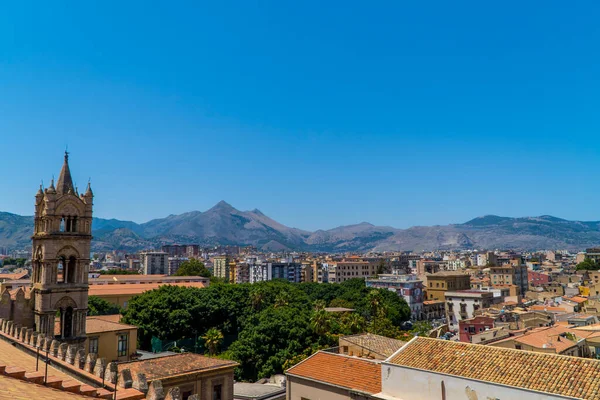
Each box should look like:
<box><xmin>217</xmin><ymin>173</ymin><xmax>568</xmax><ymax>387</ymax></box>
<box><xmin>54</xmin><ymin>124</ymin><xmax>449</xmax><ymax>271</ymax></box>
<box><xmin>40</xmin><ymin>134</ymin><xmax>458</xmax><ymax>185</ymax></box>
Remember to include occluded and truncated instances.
<box><xmin>1</xmin><ymin>1</ymin><xmax>600</xmax><ymax>231</ymax></box>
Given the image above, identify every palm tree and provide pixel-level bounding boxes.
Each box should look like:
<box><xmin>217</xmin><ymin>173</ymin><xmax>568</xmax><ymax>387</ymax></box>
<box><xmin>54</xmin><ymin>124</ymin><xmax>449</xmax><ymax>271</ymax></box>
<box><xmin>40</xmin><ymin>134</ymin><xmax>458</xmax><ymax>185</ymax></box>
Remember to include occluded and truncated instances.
<box><xmin>310</xmin><ymin>309</ymin><xmax>331</xmax><ymax>336</ymax></box>
<box><xmin>344</xmin><ymin>313</ymin><xmax>365</xmax><ymax>334</ymax></box>
<box><xmin>250</xmin><ymin>288</ymin><xmax>265</xmax><ymax>310</ymax></box>
<box><xmin>314</xmin><ymin>300</ymin><xmax>326</xmax><ymax>311</ymax></box>
<box><xmin>367</xmin><ymin>290</ymin><xmax>384</xmax><ymax>318</ymax></box>
<box><xmin>202</xmin><ymin>328</ymin><xmax>223</xmax><ymax>356</ymax></box>
<box><xmin>274</xmin><ymin>291</ymin><xmax>291</xmax><ymax>308</ymax></box>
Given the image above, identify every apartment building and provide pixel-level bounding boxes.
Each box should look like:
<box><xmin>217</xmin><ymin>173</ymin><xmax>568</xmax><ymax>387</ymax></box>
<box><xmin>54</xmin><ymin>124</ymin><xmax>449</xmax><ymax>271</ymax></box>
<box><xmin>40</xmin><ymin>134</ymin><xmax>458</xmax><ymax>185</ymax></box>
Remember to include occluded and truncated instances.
<box><xmin>445</xmin><ymin>290</ymin><xmax>494</xmax><ymax>330</ymax></box>
<box><xmin>490</xmin><ymin>264</ymin><xmax>528</xmax><ymax>295</ymax></box>
<box><xmin>140</xmin><ymin>251</ymin><xmax>168</xmax><ymax>275</ymax></box>
<box><xmin>328</xmin><ymin>260</ymin><xmax>377</xmax><ymax>283</ymax></box>
<box><xmin>425</xmin><ymin>271</ymin><xmax>471</xmax><ymax>301</ymax></box>
<box><xmin>213</xmin><ymin>256</ymin><xmax>230</xmax><ymax>280</ymax></box>
<box><xmin>167</xmin><ymin>256</ymin><xmax>188</xmax><ymax>276</ymax></box>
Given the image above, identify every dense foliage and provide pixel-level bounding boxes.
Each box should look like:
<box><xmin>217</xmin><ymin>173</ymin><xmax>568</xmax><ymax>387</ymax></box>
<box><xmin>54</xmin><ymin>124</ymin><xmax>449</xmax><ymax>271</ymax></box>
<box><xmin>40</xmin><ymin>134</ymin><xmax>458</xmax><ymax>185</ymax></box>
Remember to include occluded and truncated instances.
<box><xmin>1</xmin><ymin>258</ymin><xmax>27</xmax><ymax>268</ymax></box>
<box><xmin>98</xmin><ymin>269</ymin><xmax>140</xmax><ymax>275</ymax></box>
<box><xmin>576</xmin><ymin>258</ymin><xmax>600</xmax><ymax>271</ymax></box>
<box><xmin>88</xmin><ymin>296</ymin><xmax>121</xmax><ymax>315</ymax></box>
<box><xmin>173</xmin><ymin>258</ymin><xmax>211</xmax><ymax>277</ymax></box>
<box><xmin>122</xmin><ymin>279</ymin><xmax>411</xmax><ymax>381</ymax></box>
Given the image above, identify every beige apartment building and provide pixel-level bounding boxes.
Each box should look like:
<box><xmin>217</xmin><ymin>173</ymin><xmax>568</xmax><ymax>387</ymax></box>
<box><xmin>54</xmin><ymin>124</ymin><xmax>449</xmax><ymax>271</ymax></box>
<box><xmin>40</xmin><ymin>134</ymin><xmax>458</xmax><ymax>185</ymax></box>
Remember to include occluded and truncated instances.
<box><xmin>328</xmin><ymin>259</ymin><xmax>378</xmax><ymax>283</ymax></box>
<box><xmin>425</xmin><ymin>271</ymin><xmax>471</xmax><ymax>300</ymax></box>
<box><xmin>213</xmin><ymin>256</ymin><xmax>230</xmax><ymax>280</ymax></box>
<box><xmin>490</xmin><ymin>265</ymin><xmax>528</xmax><ymax>295</ymax></box>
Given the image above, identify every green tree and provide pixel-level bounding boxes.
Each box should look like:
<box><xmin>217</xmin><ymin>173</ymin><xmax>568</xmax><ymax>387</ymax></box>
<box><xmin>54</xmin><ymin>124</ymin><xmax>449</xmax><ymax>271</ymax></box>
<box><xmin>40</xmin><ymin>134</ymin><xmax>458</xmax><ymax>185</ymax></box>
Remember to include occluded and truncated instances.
<box><xmin>98</xmin><ymin>269</ymin><xmax>139</xmax><ymax>275</ymax></box>
<box><xmin>310</xmin><ymin>309</ymin><xmax>331</xmax><ymax>336</ymax></box>
<box><xmin>202</xmin><ymin>328</ymin><xmax>224</xmax><ymax>355</ymax></box>
<box><xmin>343</xmin><ymin>313</ymin><xmax>366</xmax><ymax>334</ymax></box>
<box><xmin>409</xmin><ymin>321</ymin><xmax>433</xmax><ymax>337</ymax></box>
<box><xmin>174</xmin><ymin>258</ymin><xmax>211</xmax><ymax>277</ymax></box>
<box><xmin>576</xmin><ymin>258</ymin><xmax>600</xmax><ymax>271</ymax></box>
<box><xmin>87</xmin><ymin>296</ymin><xmax>121</xmax><ymax>316</ymax></box>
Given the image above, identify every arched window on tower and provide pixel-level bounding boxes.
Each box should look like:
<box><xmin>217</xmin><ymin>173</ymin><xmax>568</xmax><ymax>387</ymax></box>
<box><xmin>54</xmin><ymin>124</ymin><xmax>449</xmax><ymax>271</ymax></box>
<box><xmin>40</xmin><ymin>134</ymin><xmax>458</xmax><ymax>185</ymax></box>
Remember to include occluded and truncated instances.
<box><xmin>60</xmin><ymin>217</ymin><xmax>65</xmax><ymax>232</ymax></box>
<box><xmin>72</xmin><ymin>216</ymin><xmax>78</xmax><ymax>232</ymax></box>
<box><xmin>57</xmin><ymin>257</ymin><xmax>66</xmax><ymax>283</ymax></box>
<box><xmin>60</xmin><ymin>306</ymin><xmax>74</xmax><ymax>339</ymax></box>
<box><xmin>66</xmin><ymin>257</ymin><xmax>77</xmax><ymax>284</ymax></box>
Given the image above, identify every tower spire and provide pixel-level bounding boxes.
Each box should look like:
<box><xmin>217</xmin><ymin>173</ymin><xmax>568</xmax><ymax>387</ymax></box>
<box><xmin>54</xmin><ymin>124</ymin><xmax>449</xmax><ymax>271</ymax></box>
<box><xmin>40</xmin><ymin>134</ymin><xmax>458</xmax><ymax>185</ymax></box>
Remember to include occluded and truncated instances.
<box><xmin>56</xmin><ymin>151</ymin><xmax>74</xmax><ymax>195</ymax></box>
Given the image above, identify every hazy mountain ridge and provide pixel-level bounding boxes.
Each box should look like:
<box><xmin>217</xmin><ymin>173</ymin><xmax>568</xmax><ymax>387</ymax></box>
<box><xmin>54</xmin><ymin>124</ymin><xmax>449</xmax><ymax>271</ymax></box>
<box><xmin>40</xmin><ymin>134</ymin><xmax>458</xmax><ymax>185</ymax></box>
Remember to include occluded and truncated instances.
<box><xmin>1</xmin><ymin>207</ymin><xmax>600</xmax><ymax>253</ymax></box>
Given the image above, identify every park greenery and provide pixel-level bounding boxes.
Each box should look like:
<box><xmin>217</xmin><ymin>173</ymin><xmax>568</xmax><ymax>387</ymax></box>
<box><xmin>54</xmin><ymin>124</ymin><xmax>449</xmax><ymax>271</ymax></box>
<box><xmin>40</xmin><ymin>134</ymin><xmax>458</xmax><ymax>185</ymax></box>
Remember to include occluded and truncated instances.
<box><xmin>173</xmin><ymin>258</ymin><xmax>211</xmax><ymax>277</ymax></box>
<box><xmin>1</xmin><ymin>258</ymin><xmax>27</xmax><ymax>268</ymax></box>
<box><xmin>121</xmin><ymin>278</ymin><xmax>412</xmax><ymax>381</ymax></box>
<box><xmin>576</xmin><ymin>258</ymin><xmax>600</xmax><ymax>271</ymax></box>
<box><xmin>98</xmin><ymin>269</ymin><xmax>140</xmax><ymax>275</ymax></box>
<box><xmin>88</xmin><ymin>296</ymin><xmax>122</xmax><ymax>315</ymax></box>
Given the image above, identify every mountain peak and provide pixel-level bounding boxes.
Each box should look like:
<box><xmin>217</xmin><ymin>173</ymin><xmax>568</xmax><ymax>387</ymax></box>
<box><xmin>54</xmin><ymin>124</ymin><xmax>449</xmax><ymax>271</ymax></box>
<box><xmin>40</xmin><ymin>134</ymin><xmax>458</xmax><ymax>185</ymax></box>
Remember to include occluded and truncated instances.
<box><xmin>209</xmin><ymin>200</ymin><xmax>235</xmax><ymax>212</ymax></box>
<box><xmin>462</xmin><ymin>215</ymin><xmax>511</xmax><ymax>226</ymax></box>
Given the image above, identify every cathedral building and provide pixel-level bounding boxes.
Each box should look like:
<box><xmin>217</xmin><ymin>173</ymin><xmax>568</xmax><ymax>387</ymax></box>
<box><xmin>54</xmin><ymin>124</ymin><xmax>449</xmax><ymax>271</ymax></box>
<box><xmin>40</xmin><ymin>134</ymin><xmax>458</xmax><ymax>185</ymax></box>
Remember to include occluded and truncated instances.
<box><xmin>0</xmin><ymin>152</ymin><xmax>93</xmax><ymax>344</ymax></box>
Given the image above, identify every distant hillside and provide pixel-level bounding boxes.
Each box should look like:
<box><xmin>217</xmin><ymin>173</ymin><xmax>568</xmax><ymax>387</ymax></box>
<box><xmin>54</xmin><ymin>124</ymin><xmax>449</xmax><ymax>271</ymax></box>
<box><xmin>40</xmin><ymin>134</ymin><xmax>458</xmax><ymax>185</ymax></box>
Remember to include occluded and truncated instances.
<box><xmin>1</xmin><ymin>206</ymin><xmax>600</xmax><ymax>253</ymax></box>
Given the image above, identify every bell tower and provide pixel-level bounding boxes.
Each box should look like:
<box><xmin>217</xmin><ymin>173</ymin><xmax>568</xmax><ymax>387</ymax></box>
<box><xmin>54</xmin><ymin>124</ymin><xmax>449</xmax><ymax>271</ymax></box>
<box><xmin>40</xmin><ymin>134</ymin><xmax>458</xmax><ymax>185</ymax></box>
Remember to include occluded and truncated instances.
<box><xmin>32</xmin><ymin>151</ymin><xmax>93</xmax><ymax>343</ymax></box>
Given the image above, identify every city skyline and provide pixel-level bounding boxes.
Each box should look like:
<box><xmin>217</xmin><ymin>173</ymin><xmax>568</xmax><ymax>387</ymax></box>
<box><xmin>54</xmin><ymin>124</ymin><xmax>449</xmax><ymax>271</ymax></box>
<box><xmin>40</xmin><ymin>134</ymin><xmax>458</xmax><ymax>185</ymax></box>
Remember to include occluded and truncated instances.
<box><xmin>3</xmin><ymin>2</ymin><xmax>600</xmax><ymax>231</ymax></box>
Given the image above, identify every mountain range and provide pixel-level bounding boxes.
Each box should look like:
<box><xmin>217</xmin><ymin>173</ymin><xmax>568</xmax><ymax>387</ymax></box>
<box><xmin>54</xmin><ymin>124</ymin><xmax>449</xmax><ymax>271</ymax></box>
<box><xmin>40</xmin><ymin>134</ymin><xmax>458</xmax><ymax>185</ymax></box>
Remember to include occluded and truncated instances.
<box><xmin>1</xmin><ymin>201</ymin><xmax>600</xmax><ymax>253</ymax></box>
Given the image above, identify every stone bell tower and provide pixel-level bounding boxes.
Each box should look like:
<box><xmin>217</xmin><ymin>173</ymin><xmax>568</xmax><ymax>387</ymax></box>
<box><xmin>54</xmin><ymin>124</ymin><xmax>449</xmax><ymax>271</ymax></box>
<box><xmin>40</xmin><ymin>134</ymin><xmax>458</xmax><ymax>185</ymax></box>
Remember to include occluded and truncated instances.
<box><xmin>31</xmin><ymin>151</ymin><xmax>93</xmax><ymax>344</ymax></box>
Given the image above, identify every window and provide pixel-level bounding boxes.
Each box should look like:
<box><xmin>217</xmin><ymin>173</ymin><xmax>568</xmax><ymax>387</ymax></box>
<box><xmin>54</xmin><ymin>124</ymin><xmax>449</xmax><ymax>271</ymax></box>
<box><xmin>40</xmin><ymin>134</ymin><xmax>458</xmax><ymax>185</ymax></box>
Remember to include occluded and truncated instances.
<box><xmin>89</xmin><ymin>337</ymin><xmax>99</xmax><ymax>354</ymax></box>
<box><xmin>515</xmin><ymin>345</ymin><xmax>522</xmax><ymax>350</ymax></box>
<box><xmin>118</xmin><ymin>334</ymin><xmax>128</xmax><ymax>357</ymax></box>
<box><xmin>213</xmin><ymin>384</ymin><xmax>222</xmax><ymax>400</ymax></box>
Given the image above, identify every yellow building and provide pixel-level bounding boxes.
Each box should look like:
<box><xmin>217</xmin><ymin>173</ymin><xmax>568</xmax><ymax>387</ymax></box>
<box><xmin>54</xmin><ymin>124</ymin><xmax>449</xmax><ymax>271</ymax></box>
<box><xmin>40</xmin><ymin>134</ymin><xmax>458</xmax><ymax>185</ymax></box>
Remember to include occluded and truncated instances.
<box><xmin>425</xmin><ymin>271</ymin><xmax>470</xmax><ymax>300</ymax></box>
<box><xmin>84</xmin><ymin>315</ymin><xmax>138</xmax><ymax>362</ymax></box>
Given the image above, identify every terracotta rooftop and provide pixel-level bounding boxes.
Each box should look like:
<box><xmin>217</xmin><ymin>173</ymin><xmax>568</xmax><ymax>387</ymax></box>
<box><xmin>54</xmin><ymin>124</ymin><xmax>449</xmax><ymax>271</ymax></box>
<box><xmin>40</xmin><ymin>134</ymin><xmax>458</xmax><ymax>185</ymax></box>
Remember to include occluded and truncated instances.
<box><xmin>286</xmin><ymin>351</ymin><xmax>381</xmax><ymax>394</ymax></box>
<box><xmin>120</xmin><ymin>353</ymin><xmax>238</xmax><ymax>381</ymax></box>
<box><xmin>86</xmin><ymin>316</ymin><xmax>137</xmax><ymax>334</ymax></box>
<box><xmin>529</xmin><ymin>305</ymin><xmax>568</xmax><ymax>313</ymax></box>
<box><xmin>388</xmin><ymin>337</ymin><xmax>600</xmax><ymax>399</ymax></box>
<box><xmin>566</xmin><ymin>296</ymin><xmax>588</xmax><ymax>304</ymax></box>
<box><xmin>512</xmin><ymin>326</ymin><xmax>581</xmax><ymax>353</ymax></box>
<box><xmin>341</xmin><ymin>333</ymin><xmax>406</xmax><ymax>358</ymax></box>
<box><xmin>0</xmin><ymin>271</ymin><xmax>28</xmax><ymax>281</ymax></box>
<box><xmin>88</xmin><ymin>281</ymin><xmax>207</xmax><ymax>296</ymax></box>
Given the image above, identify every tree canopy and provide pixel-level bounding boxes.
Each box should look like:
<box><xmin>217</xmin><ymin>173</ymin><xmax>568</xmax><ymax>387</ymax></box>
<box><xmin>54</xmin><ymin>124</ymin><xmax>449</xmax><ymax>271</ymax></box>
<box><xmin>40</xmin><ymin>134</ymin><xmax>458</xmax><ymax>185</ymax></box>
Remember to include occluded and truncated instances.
<box><xmin>174</xmin><ymin>258</ymin><xmax>211</xmax><ymax>277</ymax></box>
<box><xmin>122</xmin><ymin>279</ymin><xmax>411</xmax><ymax>381</ymax></box>
<box><xmin>98</xmin><ymin>269</ymin><xmax>140</xmax><ymax>275</ymax></box>
<box><xmin>576</xmin><ymin>258</ymin><xmax>600</xmax><ymax>271</ymax></box>
<box><xmin>88</xmin><ymin>296</ymin><xmax>121</xmax><ymax>316</ymax></box>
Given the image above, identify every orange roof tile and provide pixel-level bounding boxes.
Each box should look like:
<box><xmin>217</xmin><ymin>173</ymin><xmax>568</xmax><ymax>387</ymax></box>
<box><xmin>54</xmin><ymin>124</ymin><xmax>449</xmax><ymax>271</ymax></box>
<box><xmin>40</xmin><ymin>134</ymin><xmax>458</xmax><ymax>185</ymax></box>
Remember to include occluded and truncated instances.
<box><xmin>286</xmin><ymin>351</ymin><xmax>381</xmax><ymax>394</ymax></box>
<box><xmin>388</xmin><ymin>337</ymin><xmax>600</xmax><ymax>400</ymax></box>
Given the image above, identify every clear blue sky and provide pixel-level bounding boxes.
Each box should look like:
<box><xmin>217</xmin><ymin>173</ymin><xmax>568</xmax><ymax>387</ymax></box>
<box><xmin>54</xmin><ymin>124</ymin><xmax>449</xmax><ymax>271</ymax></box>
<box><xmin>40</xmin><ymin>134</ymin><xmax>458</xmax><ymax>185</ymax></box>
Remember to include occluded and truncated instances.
<box><xmin>1</xmin><ymin>1</ymin><xmax>600</xmax><ymax>231</ymax></box>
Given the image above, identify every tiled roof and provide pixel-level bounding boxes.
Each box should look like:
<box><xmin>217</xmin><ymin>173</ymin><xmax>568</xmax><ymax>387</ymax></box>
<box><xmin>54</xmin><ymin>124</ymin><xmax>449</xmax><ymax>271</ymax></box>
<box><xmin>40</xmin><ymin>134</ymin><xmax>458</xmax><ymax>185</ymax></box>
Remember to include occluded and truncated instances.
<box><xmin>0</xmin><ymin>271</ymin><xmax>28</xmax><ymax>281</ymax></box>
<box><xmin>512</xmin><ymin>326</ymin><xmax>580</xmax><ymax>353</ymax></box>
<box><xmin>86</xmin><ymin>316</ymin><xmax>137</xmax><ymax>334</ymax></box>
<box><xmin>286</xmin><ymin>351</ymin><xmax>381</xmax><ymax>394</ymax></box>
<box><xmin>388</xmin><ymin>337</ymin><xmax>600</xmax><ymax>399</ymax></box>
<box><xmin>529</xmin><ymin>305</ymin><xmax>567</xmax><ymax>313</ymax></box>
<box><xmin>88</xmin><ymin>281</ymin><xmax>207</xmax><ymax>296</ymax></box>
<box><xmin>341</xmin><ymin>333</ymin><xmax>406</xmax><ymax>358</ymax></box>
<box><xmin>566</xmin><ymin>296</ymin><xmax>588</xmax><ymax>304</ymax></box>
<box><xmin>120</xmin><ymin>353</ymin><xmax>238</xmax><ymax>381</ymax></box>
